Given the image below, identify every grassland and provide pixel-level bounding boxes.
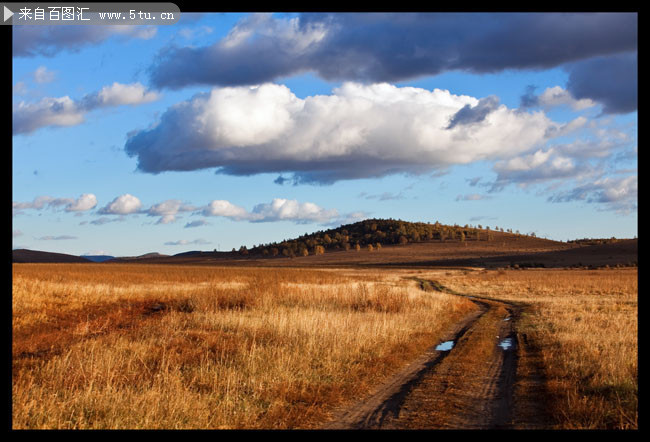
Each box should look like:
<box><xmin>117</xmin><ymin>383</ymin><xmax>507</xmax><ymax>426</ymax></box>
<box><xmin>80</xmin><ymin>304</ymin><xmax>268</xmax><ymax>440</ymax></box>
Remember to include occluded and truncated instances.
<box><xmin>12</xmin><ymin>263</ymin><xmax>476</xmax><ymax>429</ymax></box>
<box><xmin>12</xmin><ymin>262</ymin><xmax>637</xmax><ymax>429</ymax></box>
<box><xmin>431</xmin><ymin>267</ymin><xmax>638</xmax><ymax>429</ymax></box>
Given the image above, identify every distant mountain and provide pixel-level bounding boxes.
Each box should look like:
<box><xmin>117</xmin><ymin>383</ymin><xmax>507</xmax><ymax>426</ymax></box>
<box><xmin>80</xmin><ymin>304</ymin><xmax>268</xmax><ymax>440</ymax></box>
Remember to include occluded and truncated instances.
<box><xmin>80</xmin><ymin>255</ymin><xmax>115</xmax><ymax>263</ymax></box>
<box><xmin>131</xmin><ymin>252</ymin><xmax>169</xmax><ymax>259</ymax></box>
<box><xmin>107</xmin><ymin>252</ymin><xmax>170</xmax><ymax>262</ymax></box>
<box><xmin>13</xmin><ymin>249</ymin><xmax>92</xmax><ymax>263</ymax></box>
<box><xmin>173</xmin><ymin>250</ymin><xmax>202</xmax><ymax>257</ymax></box>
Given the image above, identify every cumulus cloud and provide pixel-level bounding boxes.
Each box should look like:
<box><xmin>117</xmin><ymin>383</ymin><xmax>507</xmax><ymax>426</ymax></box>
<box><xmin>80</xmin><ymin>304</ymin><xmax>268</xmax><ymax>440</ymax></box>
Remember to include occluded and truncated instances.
<box><xmin>490</xmin><ymin>148</ymin><xmax>591</xmax><ymax>191</ymax></box>
<box><xmin>202</xmin><ymin>200</ymin><xmax>251</xmax><ymax>221</ymax></box>
<box><xmin>65</xmin><ymin>193</ymin><xmax>98</xmax><ymax>212</ymax></box>
<box><xmin>521</xmin><ymin>86</ymin><xmax>596</xmax><ymax>111</ymax></box>
<box><xmin>13</xmin><ymin>82</ymin><xmax>160</xmax><ymax>135</ymax></box>
<box><xmin>13</xmin><ymin>25</ymin><xmax>157</xmax><ymax>57</ymax></box>
<box><xmin>13</xmin><ymin>195</ymin><xmax>71</xmax><ymax>212</ymax></box>
<box><xmin>250</xmin><ymin>199</ymin><xmax>339</xmax><ymax>223</ymax></box>
<box><xmin>552</xmin><ymin>138</ymin><xmax>623</xmax><ymax>160</ymax></box>
<box><xmin>83</xmin><ymin>82</ymin><xmax>160</xmax><ymax>108</ymax></box>
<box><xmin>13</xmin><ymin>194</ymin><xmax>97</xmax><ymax>214</ymax></box>
<box><xmin>548</xmin><ymin>175</ymin><xmax>637</xmax><ymax>213</ymax></box>
<box><xmin>202</xmin><ymin>198</ymin><xmax>339</xmax><ymax>224</ymax></box>
<box><xmin>98</xmin><ymin>194</ymin><xmax>142</xmax><ymax>215</ymax></box>
<box><xmin>13</xmin><ymin>96</ymin><xmax>85</xmax><ymax>134</ymax></box>
<box><xmin>125</xmin><ymin>82</ymin><xmax>558</xmax><ymax>184</ymax></box>
<box><xmin>145</xmin><ymin>199</ymin><xmax>196</xmax><ymax>224</ymax></box>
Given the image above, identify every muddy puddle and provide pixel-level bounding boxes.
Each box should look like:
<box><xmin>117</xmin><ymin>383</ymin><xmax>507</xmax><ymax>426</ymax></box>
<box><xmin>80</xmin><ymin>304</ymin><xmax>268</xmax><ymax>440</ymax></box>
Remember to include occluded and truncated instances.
<box><xmin>498</xmin><ymin>337</ymin><xmax>514</xmax><ymax>350</ymax></box>
<box><xmin>435</xmin><ymin>340</ymin><xmax>455</xmax><ymax>351</ymax></box>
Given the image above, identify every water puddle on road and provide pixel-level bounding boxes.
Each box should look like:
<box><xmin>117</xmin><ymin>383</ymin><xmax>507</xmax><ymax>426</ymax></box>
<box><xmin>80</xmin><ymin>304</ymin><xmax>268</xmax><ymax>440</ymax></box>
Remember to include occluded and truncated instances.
<box><xmin>498</xmin><ymin>337</ymin><xmax>514</xmax><ymax>350</ymax></box>
<box><xmin>436</xmin><ymin>340</ymin><xmax>455</xmax><ymax>351</ymax></box>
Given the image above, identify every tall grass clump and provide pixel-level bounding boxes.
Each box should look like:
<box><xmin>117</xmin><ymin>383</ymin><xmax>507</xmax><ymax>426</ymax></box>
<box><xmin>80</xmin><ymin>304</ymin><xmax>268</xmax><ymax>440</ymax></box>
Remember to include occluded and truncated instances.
<box><xmin>13</xmin><ymin>264</ymin><xmax>476</xmax><ymax>429</ymax></box>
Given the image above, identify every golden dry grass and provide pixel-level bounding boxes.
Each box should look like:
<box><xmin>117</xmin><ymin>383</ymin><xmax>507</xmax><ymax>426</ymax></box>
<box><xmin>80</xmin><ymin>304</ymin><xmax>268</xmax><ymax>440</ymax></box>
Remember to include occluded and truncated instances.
<box><xmin>12</xmin><ymin>264</ymin><xmax>476</xmax><ymax>429</ymax></box>
<box><xmin>428</xmin><ymin>267</ymin><xmax>638</xmax><ymax>429</ymax></box>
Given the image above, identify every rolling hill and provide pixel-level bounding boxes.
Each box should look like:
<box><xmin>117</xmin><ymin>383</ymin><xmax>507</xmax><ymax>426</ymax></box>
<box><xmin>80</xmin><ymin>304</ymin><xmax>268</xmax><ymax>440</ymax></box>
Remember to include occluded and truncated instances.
<box><xmin>12</xmin><ymin>219</ymin><xmax>637</xmax><ymax>269</ymax></box>
<box><xmin>12</xmin><ymin>249</ymin><xmax>92</xmax><ymax>264</ymax></box>
<box><xmin>107</xmin><ymin>219</ymin><xmax>638</xmax><ymax>269</ymax></box>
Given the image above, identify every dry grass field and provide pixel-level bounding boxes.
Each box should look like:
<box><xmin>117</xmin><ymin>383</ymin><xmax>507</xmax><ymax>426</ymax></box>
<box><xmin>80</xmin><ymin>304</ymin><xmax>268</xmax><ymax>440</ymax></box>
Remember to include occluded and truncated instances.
<box><xmin>12</xmin><ymin>263</ymin><xmax>637</xmax><ymax>429</ymax></box>
<box><xmin>12</xmin><ymin>263</ymin><xmax>476</xmax><ymax>429</ymax></box>
<box><xmin>430</xmin><ymin>267</ymin><xmax>638</xmax><ymax>429</ymax></box>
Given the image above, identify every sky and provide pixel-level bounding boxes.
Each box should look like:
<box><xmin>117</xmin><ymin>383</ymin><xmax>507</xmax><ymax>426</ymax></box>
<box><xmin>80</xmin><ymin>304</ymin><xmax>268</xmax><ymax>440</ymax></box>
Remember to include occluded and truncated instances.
<box><xmin>12</xmin><ymin>11</ymin><xmax>638</xmax><ymax>257</ymax></box>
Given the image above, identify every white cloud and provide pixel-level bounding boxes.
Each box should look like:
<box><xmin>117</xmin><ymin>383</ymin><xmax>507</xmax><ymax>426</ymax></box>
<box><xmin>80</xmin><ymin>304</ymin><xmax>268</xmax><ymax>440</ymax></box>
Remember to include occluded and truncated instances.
<box><xmin>202</xmin><ymin>200</ymin><xmax>251</xmax><ymax>220</ymax></box>
<box><xmin>33</xmin><ymin>66</ymin><xmax>56</xmax><ymax>84</ymax></box>
<box><xmin>65</xmin><ymin>193</ymin><xmax>97</xmax><ymax>212</ymax></box>
<box><xmin>250</xmin><ymin>198</ymin><xmax>339</xmax><ymax>223</ymax></box>
<box><xmin>549</xmin><ymin>175</ymin><xmax>637</xmax><ymax>213</ymax></box>
<box><xmin>126</xmin><ymin>82</ymin><xmax>558</xmax><ymax>184</ymax></box>
<box><xmin>202</xmin><ymin>197</ymin><xmax>340</xmax><ymax>224</ymax></box>
<box><xmin>13</xmin><ymin>195</ymin><xmax>69</xmax><ymax>211</ymax></box>
<box><xmin>96</xmin><ymin>82</ymin><xmax>160</xmax><ymax>107</ymax></box>
<box><xmin>220</xmin><ymin>13</ymin><xmax>328</xmax><ymax>53</ymax></box>
<box><xmin>14</xmin><ymin>82</ymin><xmax>160</xmax><ymax>135</ymax></box>
<box><xmin>537</xmin><ymin>86</ymin><xmax>596</xmax><ymax>111</ymax></box>
<box><xmin>145</xmin><ymin>199</ymin><xmax>196</xmax><ymax>224</ymax></box>
<box><xmin>13</xmin><ymin>96</ymin><xmax>85</xmax><ymax>134</ymax></box>
<box><xmin>491</xmin><ymin>148</ymin><xmax>586</xmax><ymax>190</ymax></box>
<box><xmin>13</xmin><ymin>194</ymin><xmax>97</xmax><ymax>214</ymax></box>
<box><xmin>98</xmin><ymin>194</ymin><xmax>142</xmax><ymax>215</ymax></box>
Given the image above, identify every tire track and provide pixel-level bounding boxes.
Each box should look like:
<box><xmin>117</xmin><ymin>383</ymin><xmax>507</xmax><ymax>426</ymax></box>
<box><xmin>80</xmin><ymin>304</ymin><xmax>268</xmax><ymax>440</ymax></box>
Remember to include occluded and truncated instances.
<box><xmin>323</xmin><ymin>278</ymin><xmax>533</xmax><ymax>429</ymax></box>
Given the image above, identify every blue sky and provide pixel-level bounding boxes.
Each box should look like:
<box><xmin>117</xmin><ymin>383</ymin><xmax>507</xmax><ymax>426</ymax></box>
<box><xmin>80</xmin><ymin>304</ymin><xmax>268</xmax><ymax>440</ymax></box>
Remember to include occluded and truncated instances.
<box><xmin>12</xmin><ymin>12</ymin><xmax>638</xmax><ymax>257</ymax></box>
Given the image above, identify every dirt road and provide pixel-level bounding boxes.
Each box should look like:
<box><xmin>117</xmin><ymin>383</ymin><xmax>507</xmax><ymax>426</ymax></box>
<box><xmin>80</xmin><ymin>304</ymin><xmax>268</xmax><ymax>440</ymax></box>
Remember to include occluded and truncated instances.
<box><xmin>323</xmin><ymin>279</ymin><xmax>552</xmax><ymax>429</ymax></box>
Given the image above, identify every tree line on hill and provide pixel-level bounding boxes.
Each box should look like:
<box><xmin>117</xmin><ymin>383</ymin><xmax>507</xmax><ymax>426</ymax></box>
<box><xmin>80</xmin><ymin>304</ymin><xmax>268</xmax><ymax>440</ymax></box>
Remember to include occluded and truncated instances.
<box><xmin>567</xmin><ymin>237</ymin><xmax>629</xmax><ymax>246</ymax></box>
<box><xmin>231</xmin><ymin>218</ymin><xmax>524</xmax><ymax>258</ymax></box>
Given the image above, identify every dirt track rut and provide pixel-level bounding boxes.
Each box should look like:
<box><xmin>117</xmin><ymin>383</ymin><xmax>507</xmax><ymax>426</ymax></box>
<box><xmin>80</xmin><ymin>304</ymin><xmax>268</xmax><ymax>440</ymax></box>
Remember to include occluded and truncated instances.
<box><xmin>324</xmin><ymin>279</ymin><xmax>550</xmax><ymax>430</ymax></box>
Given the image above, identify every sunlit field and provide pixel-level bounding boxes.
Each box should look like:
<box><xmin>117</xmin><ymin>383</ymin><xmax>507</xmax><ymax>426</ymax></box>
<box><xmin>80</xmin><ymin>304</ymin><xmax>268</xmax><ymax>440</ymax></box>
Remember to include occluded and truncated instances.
<box><xmin>12</xmin><ymin>263</ymin><xmax>476</xmax><ymax>429</ymax></box>
<box><xmin>430</xmin><ymin>267</ymin><xmax>638</xmax><ymax>429</ymax></box>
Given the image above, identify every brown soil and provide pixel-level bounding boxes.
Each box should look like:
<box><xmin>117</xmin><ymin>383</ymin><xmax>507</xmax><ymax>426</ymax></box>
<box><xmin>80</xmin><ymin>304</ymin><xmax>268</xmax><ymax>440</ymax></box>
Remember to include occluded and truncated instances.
<box><xmin>322</xmin><ymin>281</ymin><xmax>553</xmax><ymax>429</ymax></box>
<box><xmin>105</xmin><ymin>235</ymin><xmax>637</xmax><ymax>270</ymax></box>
